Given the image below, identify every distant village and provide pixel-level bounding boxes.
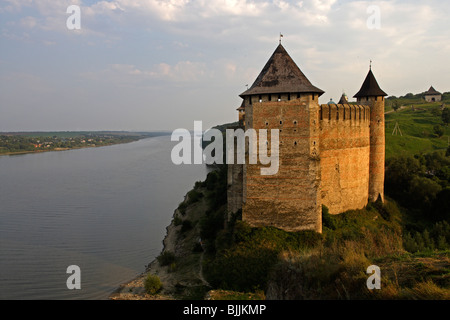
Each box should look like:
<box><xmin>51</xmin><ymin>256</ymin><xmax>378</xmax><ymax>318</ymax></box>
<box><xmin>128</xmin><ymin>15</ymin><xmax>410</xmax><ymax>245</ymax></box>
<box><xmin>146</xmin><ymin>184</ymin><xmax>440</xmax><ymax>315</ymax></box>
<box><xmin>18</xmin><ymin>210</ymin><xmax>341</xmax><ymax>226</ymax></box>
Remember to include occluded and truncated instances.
<box><xmin>0</xmin><ymin>133</ymin><xmax>144</xmax><ymax>154</ymax></box>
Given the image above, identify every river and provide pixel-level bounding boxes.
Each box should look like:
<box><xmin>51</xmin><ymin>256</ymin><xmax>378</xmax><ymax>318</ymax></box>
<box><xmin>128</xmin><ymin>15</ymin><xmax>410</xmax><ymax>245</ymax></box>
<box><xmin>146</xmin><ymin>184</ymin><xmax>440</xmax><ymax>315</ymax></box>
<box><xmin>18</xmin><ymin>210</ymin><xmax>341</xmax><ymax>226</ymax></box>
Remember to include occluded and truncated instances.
<box><xmin>0</xmin><ymin>135</ymin><xmax>209</xmax><ymax>299</ymax></box>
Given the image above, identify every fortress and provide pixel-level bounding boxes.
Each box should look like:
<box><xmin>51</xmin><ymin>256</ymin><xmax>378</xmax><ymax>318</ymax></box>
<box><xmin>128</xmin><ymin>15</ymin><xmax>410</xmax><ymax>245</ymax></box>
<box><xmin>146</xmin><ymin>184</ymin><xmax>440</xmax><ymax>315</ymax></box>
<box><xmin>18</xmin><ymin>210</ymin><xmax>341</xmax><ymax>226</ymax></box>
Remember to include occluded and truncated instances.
<box><xmin>227</xmin><ymin>43</ymin><xmax>387</xmax><ymax>233</ymax></box>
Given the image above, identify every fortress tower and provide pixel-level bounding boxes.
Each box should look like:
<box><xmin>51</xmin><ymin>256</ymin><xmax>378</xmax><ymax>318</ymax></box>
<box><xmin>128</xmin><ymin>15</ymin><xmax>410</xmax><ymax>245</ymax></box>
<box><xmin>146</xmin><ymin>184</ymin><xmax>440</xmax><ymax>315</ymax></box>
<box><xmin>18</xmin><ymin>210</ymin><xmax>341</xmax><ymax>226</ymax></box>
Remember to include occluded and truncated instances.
<box><xmin>354</xmin><ymin>67</ymin><xmax>387</xmax><ymax>202</ymax></box>
<box><xmin>227</xmin><ymin>44</ymin><xmax>386</xmax><ymax>233</ymax></box>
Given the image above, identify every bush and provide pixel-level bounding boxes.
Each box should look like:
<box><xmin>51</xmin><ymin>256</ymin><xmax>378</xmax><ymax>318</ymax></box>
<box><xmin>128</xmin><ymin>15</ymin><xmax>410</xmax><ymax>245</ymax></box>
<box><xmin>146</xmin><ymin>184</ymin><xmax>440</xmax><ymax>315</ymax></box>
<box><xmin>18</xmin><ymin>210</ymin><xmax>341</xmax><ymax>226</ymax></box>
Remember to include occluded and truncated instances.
<box><xmin>157</xmin><ymin>251</ymin><xmax>176</xmax><ymax>266</ymax></box>
<box><xmin>180</xmin><ymin>219</ymin><xmax>193</xmax><ymax>233</ymax></box>
<box><xmin>203</xmin><ymin>222</ymin><xmax>323</xmax><ymax>292</ymax></box>
<box><xmin>322</xmin><ymin>205</ymin><xmax>336</xmax><ymax>230</ymax></box>
<box><xmin>144</xmin><ymin>274</ymin><xmax>162</xmax><ymax>295</ymax></box>
<box><xmin>178</xmin><ymin>201</ymin><xmax>188</xmax><ymax>216</ymax></box>
<box><xmin>187</xmin><ymin>189</ymin><xmax>203</xmax><ymax>204</ymax></box>
<box><xmin>403</xmin><ymin>221</ymin><xmax>450</xmax><ymax>253</ymax></box>
<box><xmin>433</xmin><ymin>124</ymin><xmax>444</xmax><ymax>137</ymax></box>
<box><xmin>173</xmin><ymin>215</ymin><xmax>182</xmax><ymax>226</ymax></box>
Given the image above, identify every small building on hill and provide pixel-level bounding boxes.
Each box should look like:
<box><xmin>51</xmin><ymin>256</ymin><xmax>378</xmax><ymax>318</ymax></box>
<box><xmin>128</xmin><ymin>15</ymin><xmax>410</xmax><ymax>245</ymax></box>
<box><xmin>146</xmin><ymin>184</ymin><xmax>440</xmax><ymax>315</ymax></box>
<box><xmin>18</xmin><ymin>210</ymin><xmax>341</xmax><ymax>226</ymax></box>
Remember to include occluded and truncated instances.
<box><xmin>423</xmin><ymin>86</ymin><xmax>442</xmax><ymax>102</ymax></box>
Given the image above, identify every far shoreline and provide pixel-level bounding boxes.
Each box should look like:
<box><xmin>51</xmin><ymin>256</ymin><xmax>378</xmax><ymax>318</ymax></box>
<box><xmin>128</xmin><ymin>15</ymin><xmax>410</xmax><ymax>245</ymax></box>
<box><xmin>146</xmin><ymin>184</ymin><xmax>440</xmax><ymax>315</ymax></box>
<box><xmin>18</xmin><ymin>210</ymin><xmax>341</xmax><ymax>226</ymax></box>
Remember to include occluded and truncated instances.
<box><xmin>0</xmin><ymin>142</ymin><xmax>135</xmax><ymax>157</ymax></box>
<box><xmin>0</xmin><ymin>132</ymin><xmax>172</xmax><ymax>157</ymax></box>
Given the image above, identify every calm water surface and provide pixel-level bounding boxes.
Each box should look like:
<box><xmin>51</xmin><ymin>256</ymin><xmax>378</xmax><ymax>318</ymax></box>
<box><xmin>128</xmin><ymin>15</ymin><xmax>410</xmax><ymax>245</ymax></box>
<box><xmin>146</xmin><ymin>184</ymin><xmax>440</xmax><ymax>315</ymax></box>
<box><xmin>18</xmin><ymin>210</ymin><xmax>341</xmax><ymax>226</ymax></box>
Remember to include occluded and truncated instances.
<box><xmin>0</xmin><ymin>135</ymin><xmax>208</xmax><ymax>299</ymax></box>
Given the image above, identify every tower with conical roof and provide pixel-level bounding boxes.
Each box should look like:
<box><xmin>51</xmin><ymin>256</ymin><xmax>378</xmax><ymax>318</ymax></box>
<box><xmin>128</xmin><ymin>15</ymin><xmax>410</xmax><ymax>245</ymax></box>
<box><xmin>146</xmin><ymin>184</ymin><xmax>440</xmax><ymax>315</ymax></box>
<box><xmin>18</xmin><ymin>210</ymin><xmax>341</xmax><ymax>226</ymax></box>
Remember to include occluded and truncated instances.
<box><xmin>237</xmin><ymin>43</ymin><xmax>324</xmax><ymax>233</ymax></box>
<box><xmin>354</xmin><ymin>67</ymin><xmax>387</xmax><ymax>202</ymax></box>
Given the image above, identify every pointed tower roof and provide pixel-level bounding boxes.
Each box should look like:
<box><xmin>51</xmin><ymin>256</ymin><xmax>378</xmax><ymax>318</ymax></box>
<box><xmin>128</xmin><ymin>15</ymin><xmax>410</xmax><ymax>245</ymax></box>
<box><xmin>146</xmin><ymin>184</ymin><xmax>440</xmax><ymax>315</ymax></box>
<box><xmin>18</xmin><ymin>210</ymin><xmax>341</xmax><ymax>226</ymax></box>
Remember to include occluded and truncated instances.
<box><xmin>353</xmin><ymin>68</ymin><xmax>387</xmax><ymax>98</ymax></box>
<box><xmin>424</xmin><ymin>86</ymin><xmax>441</xmax><ymax>95</ymax></box>
<box><xmin>240</xmin><ymin>44</ymin><xmax>324</xmax><ymax>97</ymax></box>
<box><xmin>338</xmin><ymin>92</ymin><xmax>349</xmax><ymax>104</ymax></box>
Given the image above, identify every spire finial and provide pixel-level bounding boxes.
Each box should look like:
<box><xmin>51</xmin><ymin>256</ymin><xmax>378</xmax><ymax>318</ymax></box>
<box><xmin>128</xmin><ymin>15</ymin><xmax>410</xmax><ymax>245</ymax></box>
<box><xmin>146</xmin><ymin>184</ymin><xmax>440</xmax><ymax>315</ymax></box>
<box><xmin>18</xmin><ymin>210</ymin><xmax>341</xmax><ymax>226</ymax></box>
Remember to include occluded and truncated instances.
<box><xmin>370</xmin><ymin>60</ymin><xmax>372</xmax><ymax>70</ymax></box>
<box><xmin>279</xmin><ymin>33</ymin><xmax>283</xmax><ymax>44</ymax></box>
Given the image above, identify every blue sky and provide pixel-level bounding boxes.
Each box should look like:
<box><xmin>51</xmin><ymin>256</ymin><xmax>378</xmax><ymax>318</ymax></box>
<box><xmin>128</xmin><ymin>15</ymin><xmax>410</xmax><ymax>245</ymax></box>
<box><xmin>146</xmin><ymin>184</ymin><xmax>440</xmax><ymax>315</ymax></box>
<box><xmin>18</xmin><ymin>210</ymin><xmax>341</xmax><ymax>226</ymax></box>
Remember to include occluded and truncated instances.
<box><xmin>1</xmin><ymin>0</ymin><xmax>449</xmax><ymax>131</ymax></box>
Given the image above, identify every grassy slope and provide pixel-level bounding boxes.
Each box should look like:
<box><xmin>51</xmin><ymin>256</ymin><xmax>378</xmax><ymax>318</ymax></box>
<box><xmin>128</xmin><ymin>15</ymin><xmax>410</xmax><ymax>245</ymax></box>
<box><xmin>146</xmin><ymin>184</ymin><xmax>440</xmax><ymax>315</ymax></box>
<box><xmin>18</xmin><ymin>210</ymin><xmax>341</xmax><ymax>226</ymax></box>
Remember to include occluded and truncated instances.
<box><xmin>385</xmin><ymin>103</ymin><xmax>449</xmax><ymax>159</ymax></box>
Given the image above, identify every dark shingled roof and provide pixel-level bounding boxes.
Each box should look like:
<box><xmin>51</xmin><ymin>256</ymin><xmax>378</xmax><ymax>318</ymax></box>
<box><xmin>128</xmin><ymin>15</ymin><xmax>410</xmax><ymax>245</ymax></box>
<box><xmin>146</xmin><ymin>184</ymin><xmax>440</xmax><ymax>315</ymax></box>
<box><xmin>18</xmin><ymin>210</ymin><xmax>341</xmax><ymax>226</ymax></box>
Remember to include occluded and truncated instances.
<box><xmin>240</xmin><ymin>44</ymin><xmax>324</xmax><ymax>97</ymax></box>
<box><xmin>338</xmin><ymin>93</ymin><xmax>348</xmax><ymax>104</ymax></box>
<box><xmin>353</xmin><ymin>69</ymin><xmax>387</xmax><ymax>98</ymax></box>
<box><xmin>424</xmin><ymin>86</ymin><xmax>441</xmax><ymax>95</ymax></box>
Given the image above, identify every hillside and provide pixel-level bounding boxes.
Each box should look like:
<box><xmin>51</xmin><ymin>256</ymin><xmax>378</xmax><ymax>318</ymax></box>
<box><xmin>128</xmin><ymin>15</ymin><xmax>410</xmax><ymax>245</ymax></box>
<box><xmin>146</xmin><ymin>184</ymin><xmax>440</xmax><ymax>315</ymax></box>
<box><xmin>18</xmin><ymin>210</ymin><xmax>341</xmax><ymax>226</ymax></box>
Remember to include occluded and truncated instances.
<box><xmin>385</xmin><ymin>103</ymin><xmax>449</xmax><ymax>159</ymax></box>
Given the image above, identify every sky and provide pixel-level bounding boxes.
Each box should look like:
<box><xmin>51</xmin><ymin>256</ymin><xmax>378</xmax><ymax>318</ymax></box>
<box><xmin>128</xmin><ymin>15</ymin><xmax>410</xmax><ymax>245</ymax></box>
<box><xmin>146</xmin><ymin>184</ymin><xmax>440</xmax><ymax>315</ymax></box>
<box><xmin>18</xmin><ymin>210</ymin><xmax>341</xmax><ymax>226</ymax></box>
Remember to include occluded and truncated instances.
<box><xmin>1</xmin><ymin>0</ymin><xmax>449</xmax><ymax>132</ymax></box>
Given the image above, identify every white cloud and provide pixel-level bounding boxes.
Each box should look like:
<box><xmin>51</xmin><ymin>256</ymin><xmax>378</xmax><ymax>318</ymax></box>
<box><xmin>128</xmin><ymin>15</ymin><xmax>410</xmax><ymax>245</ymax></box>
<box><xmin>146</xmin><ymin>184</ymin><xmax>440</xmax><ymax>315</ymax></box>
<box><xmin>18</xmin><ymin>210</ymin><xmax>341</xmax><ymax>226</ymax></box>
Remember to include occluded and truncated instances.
<box><xmin>19</xmin><ymin>16</ymin><xmax>37</xmax><ymax>28</ymax></box>
<box><xmin>81</xmin><ymin>61</ymin><xmax>210</xmax><ymax>87</ymax></box>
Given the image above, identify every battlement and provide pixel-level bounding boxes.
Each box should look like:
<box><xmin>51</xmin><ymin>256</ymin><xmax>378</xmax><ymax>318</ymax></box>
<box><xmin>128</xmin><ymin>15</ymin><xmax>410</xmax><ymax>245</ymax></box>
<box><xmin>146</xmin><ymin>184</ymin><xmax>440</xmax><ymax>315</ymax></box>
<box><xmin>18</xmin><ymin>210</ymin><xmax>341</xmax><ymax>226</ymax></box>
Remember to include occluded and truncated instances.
<box><xmin>319</xmin><ymin>104</ymin><xmax>370</xmax><ymax>123</ymax></box>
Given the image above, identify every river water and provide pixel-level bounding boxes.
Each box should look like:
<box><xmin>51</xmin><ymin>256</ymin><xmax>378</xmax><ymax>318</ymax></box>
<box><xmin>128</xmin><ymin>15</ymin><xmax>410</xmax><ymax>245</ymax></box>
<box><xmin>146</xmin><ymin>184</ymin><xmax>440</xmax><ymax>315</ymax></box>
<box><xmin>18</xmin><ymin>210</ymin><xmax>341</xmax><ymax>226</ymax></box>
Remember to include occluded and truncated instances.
<box><xmin>0</xmin><ymin>135</ymin><xmax>209</xmax><ymax>299</ymax></box>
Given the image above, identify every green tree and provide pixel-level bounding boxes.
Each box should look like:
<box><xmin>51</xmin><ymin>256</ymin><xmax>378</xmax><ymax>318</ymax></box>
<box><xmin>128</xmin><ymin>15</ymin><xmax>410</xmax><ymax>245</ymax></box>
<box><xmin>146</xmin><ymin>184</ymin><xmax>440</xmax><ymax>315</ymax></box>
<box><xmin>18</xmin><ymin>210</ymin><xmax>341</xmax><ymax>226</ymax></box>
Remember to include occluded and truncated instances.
<box><xmin>392</xmin><ymin>100</ymin><xmax>401</xmax><ymax>112</ymax></box>
<box><xmin>409</xmin><ymin>175</ymin><xmax>442</xmax><ymax>210</ymax></box>
<box><xmin>433</xmin><ymin>125</ymin><xmax>444</xmax><ymax>137</ymax></box>
<box><xmin>442</xmin><ymin>107</ymin><xmax>450</xmax><ymax>126</ymax></box>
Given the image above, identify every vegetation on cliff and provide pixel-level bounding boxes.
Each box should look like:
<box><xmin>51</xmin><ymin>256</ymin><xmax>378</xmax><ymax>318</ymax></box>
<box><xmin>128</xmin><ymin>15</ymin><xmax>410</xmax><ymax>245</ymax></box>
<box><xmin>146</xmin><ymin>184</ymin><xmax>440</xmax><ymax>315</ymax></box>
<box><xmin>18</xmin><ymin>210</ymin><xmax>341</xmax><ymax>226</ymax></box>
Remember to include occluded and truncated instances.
<box><xmin>196</xmin><ymin>154</ymin><xmax>449</xmax><ymax>299</ymax></box>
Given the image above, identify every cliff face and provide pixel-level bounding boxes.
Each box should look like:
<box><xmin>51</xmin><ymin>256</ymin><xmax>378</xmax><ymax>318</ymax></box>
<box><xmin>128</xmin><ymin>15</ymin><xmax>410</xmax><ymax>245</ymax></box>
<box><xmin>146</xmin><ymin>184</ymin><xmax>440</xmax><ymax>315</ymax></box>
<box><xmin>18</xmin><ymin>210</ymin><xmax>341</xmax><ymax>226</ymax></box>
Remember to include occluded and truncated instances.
<box><xmin>110</xmin><ymin>187</ymin><xmax>211</xmax><ymax>300</ymax></box>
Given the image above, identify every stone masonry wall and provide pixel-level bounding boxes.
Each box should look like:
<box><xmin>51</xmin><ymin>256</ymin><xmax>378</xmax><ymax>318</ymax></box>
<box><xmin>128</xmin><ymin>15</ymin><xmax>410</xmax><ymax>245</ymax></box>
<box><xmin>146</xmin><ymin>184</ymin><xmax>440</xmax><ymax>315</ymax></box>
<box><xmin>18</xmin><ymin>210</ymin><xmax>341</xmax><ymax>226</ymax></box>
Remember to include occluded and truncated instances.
<box><xmin>242</xmin><ymin>95</ymin><xmax>322</xmax><ymax>232</ymax></box>
<box><xmin>318</xmin><ymin>104</ymin><xmax>371</xmax><ymax>215</ymax></box>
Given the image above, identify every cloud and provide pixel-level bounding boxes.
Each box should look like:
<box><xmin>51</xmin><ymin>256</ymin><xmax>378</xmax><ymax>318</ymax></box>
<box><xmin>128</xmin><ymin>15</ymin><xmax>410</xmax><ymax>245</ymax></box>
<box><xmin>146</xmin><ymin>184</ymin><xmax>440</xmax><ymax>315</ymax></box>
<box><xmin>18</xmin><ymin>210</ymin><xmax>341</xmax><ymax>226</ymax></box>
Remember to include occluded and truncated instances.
<box><xmin>19</xmin><ymin>16</ymin><xmax>37</xmax><ymax>28</ymax></box>
<box><xmin>81</xmin><ymin>61</ymin><xmax>210</xmax><ymax>88</ymax></box>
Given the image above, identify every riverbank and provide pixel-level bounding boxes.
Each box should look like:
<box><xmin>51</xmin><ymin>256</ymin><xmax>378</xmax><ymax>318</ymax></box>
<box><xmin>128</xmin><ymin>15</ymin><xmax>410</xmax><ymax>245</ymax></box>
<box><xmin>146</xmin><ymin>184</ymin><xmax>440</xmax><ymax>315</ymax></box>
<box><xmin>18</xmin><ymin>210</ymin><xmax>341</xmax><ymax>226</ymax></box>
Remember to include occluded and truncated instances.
<box><xmin>0</xmin><ymin>145</ymin><xmax>114</xmax><ymax>156</ymax></box>
<box><xmin>109</xmin><ymin>187</ymin><xmax>211</xmax><ymax>300</ymax></box>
